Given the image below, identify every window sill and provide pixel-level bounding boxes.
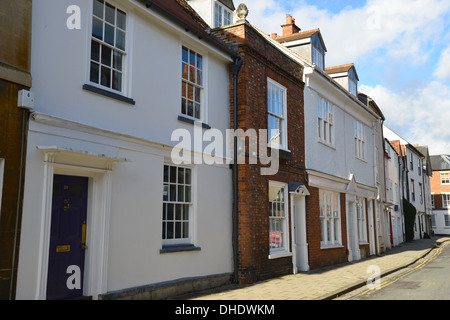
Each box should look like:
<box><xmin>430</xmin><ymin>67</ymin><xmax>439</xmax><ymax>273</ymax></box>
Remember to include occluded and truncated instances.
<box><xmin>83</xmin><ymin>84</ymin><xmax>136</xmax><ymax>105</ymax></box>
<box><xmin>268</xmin><ymin>251</ymin><xmax>292</xmax><ymax>260</ymax></box>
<box><xmin>356</xmin><ymin>156</ymin><xmax>367</xmax><ymax>163</ymax></box>
<box><xmin>159</xmin><ymin>244</ymin><xmax>201</xmax><ymax>254</ymax></box>
<box><xmin>318</xmin><ymin>140</ymin><xmax>335</xmax><ymax>150</ymax></box>
<box><xmin>320</xmin><ymin>244</ymin><xmax>344</xmax><ymax>250</ymax></box>
<box><xmin>268</xmin><ymin>146</ymin><xmax>292</xmax><ymax>160</ymax></box>
<box><xmin>177</xmin><ymin>115</ymin><xmax>211</xmax><ymax>129</ymax></box>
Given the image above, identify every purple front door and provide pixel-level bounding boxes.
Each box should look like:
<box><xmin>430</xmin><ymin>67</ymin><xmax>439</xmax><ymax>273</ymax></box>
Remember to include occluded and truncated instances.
<box><xmin>46</xmin><ymin>175</ymin><xmax>88</xmax><ymax>300</ymax></box>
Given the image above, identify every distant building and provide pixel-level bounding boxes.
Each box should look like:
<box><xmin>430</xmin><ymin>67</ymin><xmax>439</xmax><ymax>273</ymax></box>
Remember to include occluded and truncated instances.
<box><xmin>430</xmin><ymin>155</ymin><xmax>450</xmax><ymax>235</ymax></box>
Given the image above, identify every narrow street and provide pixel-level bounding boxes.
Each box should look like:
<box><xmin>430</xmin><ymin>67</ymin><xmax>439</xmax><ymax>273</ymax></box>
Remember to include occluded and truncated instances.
<box><xmin>340</xmin><ymin>241</ymin><xmax>450</xmax><ymax>300</ymax></box>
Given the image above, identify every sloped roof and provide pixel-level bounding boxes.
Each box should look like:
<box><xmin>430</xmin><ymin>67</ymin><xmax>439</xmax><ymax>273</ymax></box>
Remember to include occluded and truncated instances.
<box><xmin>326</xmin><ymin>63</ymin><xmax>359</xmax><ymax>81</ymax></box>
<box><xmin>430</xmin><ymin>155</ymin><xmax>450</xmax><ymax>171</ymax></box>
<box><xmin>275</xmin><ymin>28</ymin><xmax>327</xmax><ymax>52</ymax></box>
<box><xmin>138</xmin><ymin>0</ymin><xmax>236</xmax><ymax>57</ymax></box>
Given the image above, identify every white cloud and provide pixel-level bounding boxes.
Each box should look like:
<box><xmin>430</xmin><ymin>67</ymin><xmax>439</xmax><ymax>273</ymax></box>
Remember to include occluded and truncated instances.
<box><xmin>360</xmin><ymin>82</ymin><xmax>450</xmax><ymax>155</ymax></box>
<box><xmin>242</xmin><ymin>0</ymin><xmax>450</xmax><ymax>66</ymax></box>
<box><xmin>238</xmin><ymin>0</ymin><xmax>450</xmax><ymax>154</ymax></box>
<box><xmin>434</xmin><ymin>46</ymin><xmax>450</xmax><ymax>80</ymax></box>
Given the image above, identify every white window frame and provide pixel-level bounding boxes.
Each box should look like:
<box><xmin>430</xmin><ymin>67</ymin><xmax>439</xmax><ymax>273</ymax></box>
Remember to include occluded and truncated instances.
<box><xmin>357</xmin><ymin>198</ymin><xmax>368</xmax><ymax>244</ymax></box>
<box><xmin>181</xmin><ymin>45</ymin><xmax>205</xmax><ymax>121</ymax></box>
<box><xmin>162</xmin><ymin>164</ymin><xmax>194</xmax><ymax>246</ymax></box>
<box><xmin>431</xmin><ymin>193</ymin><xmax>435</xmax><ymax>208</ymax></box>
<box><xmin>442</xmin><ymin>194</ymin><xmax>450</xmax><ymax>209</ymax></box>
<box><xmin>88</xmin><ymin>0</ymin><xmax>130</xmax><ymax>95</ymax></box>
<box><xmin>318</xmin><ymin>96</ymin><xmax>334</xmax><ymax>147</ymax></box>
<box><xmin>0</xmin><ymin>159</ymin><xmax>4</xmax><ymax>217</ymax></box>
<box><xmin>411</xmin><ymin>179</ymin><xmax>415</xmax><ymax>202</ymax></box>
<box><xmin>267</xmin><ymin>78</ymin><xmax>288</xmax><ymax>150</ymax></box>
<box><xmin>319</xmin><ymin>190</ymin><xmax>342</xmax><ymax>248</ymax></box>
<box><xmin>441</xmin><ymin>172</ymin><xmax>450</xmax><ymax>185</ymax></box>
<box><xmin>213</xmin><ymin>1</ymin><xmax>232</xmax><ymax>28</ymax></box>
<box><xmin>268</xmin><ymin>181</ymin><xmax>291</xmax><ymax>258</ymax></box>
<box><xmin>445</xmin><ymin>214</ymin><xmax>450</xmax><ymax>228</ymax></box>
<box><xmin>354</xmin><ymin>120</ymin><xmax>365</xmax><ymax>160</ymax></box>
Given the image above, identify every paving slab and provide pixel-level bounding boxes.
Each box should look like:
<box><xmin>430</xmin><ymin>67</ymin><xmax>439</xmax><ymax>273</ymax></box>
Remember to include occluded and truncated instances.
<box><xmin>174</xmin><ymin>237</ymin><xmax>450</xmax><ymax>300</ymax></box>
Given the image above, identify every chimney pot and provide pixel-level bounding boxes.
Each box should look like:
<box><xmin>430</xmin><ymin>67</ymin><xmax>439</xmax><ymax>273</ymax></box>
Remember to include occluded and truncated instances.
<box><xmin>286</xmin><ymin>15</ymin><xmax>293</xmax><ymax>24</ymax></box>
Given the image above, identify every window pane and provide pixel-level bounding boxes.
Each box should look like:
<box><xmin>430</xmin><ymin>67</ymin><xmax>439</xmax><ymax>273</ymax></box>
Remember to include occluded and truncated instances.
<box><xmin>185</xmin><ymin>186</ymin><xmax>191</xmax><ymax>203</ymax></box>
<box><xmin>185</xmin><ymin>169</ymin><xmax>192</xmax><ymax>185</ymax></box>
<box><xmin>181</xmin><ymin>99</ymin><xmax>187</xmax><ymax>115</ymax></box>
<box><xmin>167</xmin><ymin>203</ymin><xmax>174</xmax><ymax>220</ymax></box>
<box><xmin>91</xmin><ymin>40</ymin><xmax>100</xmax><ymax>62</ymax></box>
<box><xmin>182</xmin><ymin>47</ymin><xmax>189</xmax><ymax>63</ymax></box>
<box><xmin>117</xmin><ymin>9</ymin><xmax>126</xmax><ymax>30</ymax></box>
<box><xmin>163</xmin><ymin>185</ymin><xmax>168</xmax><ymax>202</ymax></box>
<box><xmin>178</xmin><ymin>185</ymin><xmax>185</xmax><ymax>202</ymax></box>
<box><xmin>183</xmin><ymin>222</ymin><xmax>189</xmax><ymax>238</ymax></box>
<box><xmin>187</xmin><ymin>101</ymin><xmax>194</xmax><ymax>117</ymax></box>
<box><xmin>104</xmin><ymin>24</ymin><xmax>115</xmax><ymax>46</ymax></box>
<box><xmin>182</xmin><ymin>63</ymin><xmax>188</xmax><ymax>80</ymax></box>
<box><xmin>197</xmin><ymin>55</ymin><xmax>203</xmax><ymax>70</ymax></box>
<box><xmin>112</xmin><ymin>70</ymin><xmax>122</xmax><ymax>91</ymax></box>
<box><xmin>183</xmin><ymin>204</ymin><xmax>189</xmax><ymax>220</ymax></box>
<box><xmin>101</xmin><ymin>45</ymin><xmax>111</xmax><ymax>66</ymax></box>
<box><xmin>116</xmin><ymin>29</ymin><xmax>125</xmax><ymax>50</ymax></box>
<box><xmin>90</xmin><ymin>62</ymin><xmax>100</xmax><ymax>83</ymax></box>
<box><xmin>164</xmin><ymin>165</ymin><xmax>169</xmax><ymax>182</ymax></box>
<box><xmin>92</xmin><ymin>17</ymin><xmax>103</xmax><ymax>40</ymax></box>
<box><xmin>176</xmin><ymin>204</ymin><xmax>182</xmax><ymax>220</ymax></box>
<box><xmin>113</xmin><ymin>51</ymin><xmax>122</xmax><ymax>71</ymax></box>
<box><xmin>105</xmin><ymin>3</ymin><xmax>115</xmax><ymax>24</ymax></box>
<box><xmin>169</xmin><ymin>184</ymin><xmax>176</xmax><ymax>201</ymax></box>
<box><xmin>170</xmin><ymin>166</ymin><xmax>177</xmax><ymax>183</ymax></box>
<box><xmin>194</xmin><ymin>103</ymin><xmax>200</xmax><ymax>119</ymax></box>
<box><xmin>93</xmin><ymin>0</ymin><xmax>104</xmax><ymax>19</ymax></box>
<box><xmin>101</xmin><ymin>66</ymin><xmax>111</xmax><ymax>87</ymax></box>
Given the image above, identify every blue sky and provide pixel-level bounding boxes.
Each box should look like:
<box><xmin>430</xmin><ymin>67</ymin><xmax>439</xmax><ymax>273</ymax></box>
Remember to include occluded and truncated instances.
<box><xmin>242</xmin><ymin>0</ymin><xmax>450</xmax><ymax>155</ymax></box>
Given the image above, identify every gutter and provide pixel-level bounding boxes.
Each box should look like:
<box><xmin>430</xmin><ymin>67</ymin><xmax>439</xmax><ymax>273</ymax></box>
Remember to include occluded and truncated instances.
<box><xmin>230</xmin><ymin>55</ymin><xmax>243</xmax><ymax>284</ymax></box>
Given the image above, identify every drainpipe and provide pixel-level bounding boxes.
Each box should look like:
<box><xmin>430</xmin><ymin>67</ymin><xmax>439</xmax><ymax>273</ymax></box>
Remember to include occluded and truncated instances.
<box><xmin>230</xmin><ymin>56</ymin><xmax>243</xmax><ymax>284</ymax></box>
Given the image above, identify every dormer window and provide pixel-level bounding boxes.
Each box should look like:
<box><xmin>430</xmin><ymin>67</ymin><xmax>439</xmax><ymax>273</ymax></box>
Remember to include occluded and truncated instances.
<box><xmin>214</xmin><ymin>1</ymin><xmax>232</xmax><ymax>28</ymax></box>
<box><xmin>349</xmin><ymin>79</ymin><xmax>357</xmax><ymax>96</ymax></box>
<box><xmin>312</xmin><ymin>45</ymin><xmax>324</xmax><ymax>70</ymax></box>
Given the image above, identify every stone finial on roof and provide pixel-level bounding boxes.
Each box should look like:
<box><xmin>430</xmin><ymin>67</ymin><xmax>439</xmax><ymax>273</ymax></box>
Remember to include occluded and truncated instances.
<box><xmin>236</xmin><ymin>3</ymin><xmax>249</xmax><ymax>22</ymax></box>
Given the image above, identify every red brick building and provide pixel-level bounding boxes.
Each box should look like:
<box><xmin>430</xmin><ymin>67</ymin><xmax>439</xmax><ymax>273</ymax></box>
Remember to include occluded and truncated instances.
<box><xmin>213</xmin><ymin>10</ymin><xmax>307</xmax><ymax>284</ymax></box>
<box><xmin>430</xmin><ymin>155</ymin><xmax>450</xmax><ymax>235</ymax></box>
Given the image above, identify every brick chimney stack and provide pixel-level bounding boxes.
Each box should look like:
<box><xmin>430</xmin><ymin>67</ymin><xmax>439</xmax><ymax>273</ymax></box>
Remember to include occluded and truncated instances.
<box><xmin>281</xmin><ymin>15</ymin><xmax>301</xmax><ymax>37</ymax></box>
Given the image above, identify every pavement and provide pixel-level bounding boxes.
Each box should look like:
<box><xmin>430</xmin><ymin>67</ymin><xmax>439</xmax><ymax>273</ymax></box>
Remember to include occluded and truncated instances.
<box><xmin>175</xmin><ymin>236</ymin><xmax>450</xmax><ymax>300</ymax></box>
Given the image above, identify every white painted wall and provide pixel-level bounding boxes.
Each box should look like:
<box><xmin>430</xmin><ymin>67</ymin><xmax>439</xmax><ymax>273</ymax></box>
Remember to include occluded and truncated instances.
<box><xmin>304</xmin><ymin>69</ymin><xmax>377</xmax><ymax>189</ymax></box>
<box><xmin>17</xmin><ymin>0</ymin><xmax>233</xmax><ymax>299</ymax></box>
<box><xmin>433</xmin><ymin>210</ymin><xmax>450</xmax><ymax>235</ymax></box>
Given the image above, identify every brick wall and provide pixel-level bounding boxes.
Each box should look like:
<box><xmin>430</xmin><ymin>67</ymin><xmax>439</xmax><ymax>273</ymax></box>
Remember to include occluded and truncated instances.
<box><xmin>430</xmin><ymin>170</ymin><xmax>450</xmax><ymax>210</ymax></box>
<box><xmin>306</xmin><ymin>189</ymin><xmax>348</xmax><ymax>269</ymax></box>
<box><xmin>214</xmin><ymin>22</ymin><xmax>306</xmax><ymax>284</ymax></box>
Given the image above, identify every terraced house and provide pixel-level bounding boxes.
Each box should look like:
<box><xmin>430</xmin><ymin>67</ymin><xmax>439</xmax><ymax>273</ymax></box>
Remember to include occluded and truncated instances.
<box><xmin>270</xmin><ymin>16</ymin><xmax>382</xmax><ymax>268</ymax></box>
<box><xmin>1</xmin><ymin>0</ymin><xmax>437</xmax><ymax>300</ymax></box>
<box><xmin>15</xmin><ymin>0</ymin><xmax>238</xmax><ymax>300</ymax></box>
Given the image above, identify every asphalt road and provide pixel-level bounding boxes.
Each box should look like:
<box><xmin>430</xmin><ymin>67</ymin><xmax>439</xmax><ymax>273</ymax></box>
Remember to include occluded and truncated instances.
<box><xmin>343</xmin><ymin>241</ymin><xmax>450</xmax><ymax>300</ymax></box>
